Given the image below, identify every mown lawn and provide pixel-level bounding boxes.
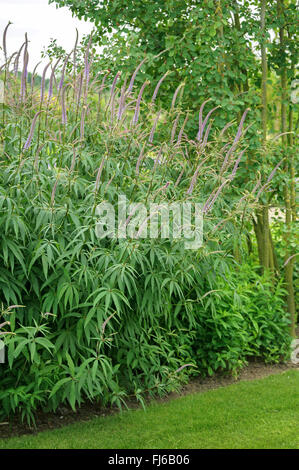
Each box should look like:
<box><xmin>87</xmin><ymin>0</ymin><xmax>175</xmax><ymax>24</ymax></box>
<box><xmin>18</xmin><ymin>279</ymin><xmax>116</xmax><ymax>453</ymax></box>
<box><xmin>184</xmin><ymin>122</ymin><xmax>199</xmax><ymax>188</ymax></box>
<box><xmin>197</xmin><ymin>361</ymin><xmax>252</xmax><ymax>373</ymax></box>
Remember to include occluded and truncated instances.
<box><xmin>1</xmin><ymin>370</ymin><xmax>298</xmax><ymax>449</ymax></box>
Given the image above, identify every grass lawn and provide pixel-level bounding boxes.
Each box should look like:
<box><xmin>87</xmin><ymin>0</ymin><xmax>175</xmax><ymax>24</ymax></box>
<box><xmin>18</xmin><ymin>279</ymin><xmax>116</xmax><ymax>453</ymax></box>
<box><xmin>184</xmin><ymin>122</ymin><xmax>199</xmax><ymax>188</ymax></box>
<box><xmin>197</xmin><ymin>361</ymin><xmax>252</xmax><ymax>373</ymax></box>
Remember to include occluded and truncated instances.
<box><xmin>1</xmin><ymin>370</ymin><xmax>299</xmax><ymax>449</ymax></box>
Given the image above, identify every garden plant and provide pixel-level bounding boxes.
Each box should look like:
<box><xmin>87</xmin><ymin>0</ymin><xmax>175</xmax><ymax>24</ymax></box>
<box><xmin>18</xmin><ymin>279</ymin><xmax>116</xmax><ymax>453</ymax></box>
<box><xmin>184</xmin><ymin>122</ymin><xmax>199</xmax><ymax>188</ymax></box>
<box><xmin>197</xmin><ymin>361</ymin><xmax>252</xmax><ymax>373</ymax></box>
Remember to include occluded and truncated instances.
<box><xmin>0</xmin><ymin>0</ymin><xmax>297</xmax><ymax>429</ymax></box>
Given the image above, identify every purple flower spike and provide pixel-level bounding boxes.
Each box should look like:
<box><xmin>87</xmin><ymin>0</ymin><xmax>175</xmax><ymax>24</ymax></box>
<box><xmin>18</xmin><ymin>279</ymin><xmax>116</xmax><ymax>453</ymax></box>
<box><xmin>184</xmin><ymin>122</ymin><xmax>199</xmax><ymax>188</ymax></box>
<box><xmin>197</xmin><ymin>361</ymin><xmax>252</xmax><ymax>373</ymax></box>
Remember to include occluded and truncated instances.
<box><xmin>84</xmin><ymin>34</ymin><xmax>93</xmax><ymax>81</ymax></box>
<box><xmin>252</xmin><ymin>179</ymin><xmax>261</xmax><ymax>195</ymax></box>
<box><xmin>59</xmin><ymin>51</ymin><xmax>72</xmax><ymax>91</ymax></box>
<box><xmin>3</xmin><ymin>21</ymin><xmax>12</xmax><ymax>63</ymax></box>
<box><xmin>201</xmin><ymin>122</ymin><xmax>212</xmax><ymax>149</ymax></box>
<box><xmin>255</xmin><ymin>158</ymin><xmax>284</xmax><ymax>200</ymax></box>
<box><xmin>48</xmin><ymin>58</ymin><xmax>61</xmax><ymax>103</ymax></box>
<box><xmin>80</xmin><ymin>106</ymin><xmax>87</xmax><ymax>140</ymax></box>
<box><xmin>171</xmin><ymin>83</ymin><xmax>185</xmax><ymax>110</ymax></box>
<box><xmin>98</xmin><ymin>72</ymin><xmax>109</xmax><ymax>104</ymax></box>
<box><xmin>197</xmin><ymin>99</ymin><xmax>211</xmax><ymax>141</ymax></box>
<box><xmin>177</xmin><ymin>114</ymin><xmax>189</xmax><ymax>145</ymax></box>
<box><xmin>101</xmin><ymin>312</ymin><xmax>115</xmax><ymax>335</ymax></box>
<box><xmin>73</xmin><ymin>28</ymin><xmax>79</xmax><ymax>77</ymax></box>
<box><xmin>198</xmin><ymin>106</ymin><xmax>220</xmax><ymax>141</ymax></box>
<box><xmin>219</xmin><ymin>120</ymin><xmax>235</xmax><ymax>138</ymax></box>
<box><xmin>229</xmin><ymin>149</ymin><xmax>246</xmax><ymax>180</ymax></box>
<box><xmin>20</xmin><ymin>50</ymin><xmax>29</xmax><ymax>101</ymax></box>
<box><xmin>175</xmin><ymin>364</ymin><xmax>195</xmax><ymax>373</ymax></box>
<box><xmin>95</xmin><ymin>158</ymin><xmax>105</xmax><ymax>192</ymax></box>
<box><xmin>136</xmin><ymin>143</ymin><xmax>146</xmax><ymax>175</ymax></box>
<box><xmin>203</xmin><ymin>180</ymin><xmax>229</xmax><ymax>214</ymax></box>
<box><xmin>127</xmin><ymin>57</ymin><xmax>147</xmax><ymax>94</ymax></box>
<box><xmin>76</xmin><ymin>71</ymin><xmax>83</xmax><ymax>105</ymax></box>
<box><xmin>61</xmin><ymin>84</ymin><xmax>71</xmax><ymax>124</ymax></box>
<box><xmin>40</xmin><ymin>62</ymin><xmax>51</xmax><ymax>104</ymax></box>
<box><xmin>30</xmin><ymin>61</ymin><xmax>41</xmax><ymax>94</ymax></box>
<box><xmin>14</xmin><ymin>41</ymin><xmax>25</xmax><ymax>77</ymax></box>
<box><xmin>132</xmin><ymin>80</ymin><xmax>149</xmax><ymax>126</ymax></box>
<box><xmin>266</xmin><ymin>158</ymin><xmax>284</xmax><ymax>184</ymax></box>
<box><xmin>20</xmin><ymin>35</ymin><xmax>29</xmax><ymax>102</ymax></box>
<box><xmin>149</xmin><ymin>111</ymin><xmax>161</xmax><ymax>143</ymax></box>
<box><xmin>109</xmin><ymin>71</ymin><xmax>120</xmax><ymax>104</ymax></box>
<box><xmin>117</xmin><ymin>78</ymin><xmax>127</xmax><ymax>121</ymax></box>
<box><xmin>151</xmin><ymin>71</ymin><xmax>170</xmax><ymax>104</ymax></box>
<box><xmin>23</xmin><ymin>111</ymin><xmax>43</xmax><ymax>150</ymax></box>
<box><xmin>170</xmin><ymin>113</ymin><xmax>181</xmax><ymax>144</ymax></box>
<box><xmin>220</xmin><ymin>108</ymin><xmax>250</xmax><ymax>174</ymax></box>
<box><xmin>231</xmin><ymin>108</ymin><xmax>250</xmax><ymax>147</ymax></box>
<box><xmin>186</xmin><ymin>156</ymin><xmax>210</xmax><ymax>195</ymax></box>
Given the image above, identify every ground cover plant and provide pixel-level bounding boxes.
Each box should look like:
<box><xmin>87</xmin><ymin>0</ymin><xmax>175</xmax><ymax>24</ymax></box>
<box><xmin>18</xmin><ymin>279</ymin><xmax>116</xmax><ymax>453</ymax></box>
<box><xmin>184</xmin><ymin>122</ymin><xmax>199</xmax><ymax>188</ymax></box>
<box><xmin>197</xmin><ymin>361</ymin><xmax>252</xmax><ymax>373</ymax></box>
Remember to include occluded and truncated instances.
<box><xmin>0</xmin><ymin>18</ymin><xmax>295</xmax><ymax>427</ymax></box>
<box><xmin>1</xmin><ymin>371</ymin><xmax>298</xmax><ymax>449</ymax></box>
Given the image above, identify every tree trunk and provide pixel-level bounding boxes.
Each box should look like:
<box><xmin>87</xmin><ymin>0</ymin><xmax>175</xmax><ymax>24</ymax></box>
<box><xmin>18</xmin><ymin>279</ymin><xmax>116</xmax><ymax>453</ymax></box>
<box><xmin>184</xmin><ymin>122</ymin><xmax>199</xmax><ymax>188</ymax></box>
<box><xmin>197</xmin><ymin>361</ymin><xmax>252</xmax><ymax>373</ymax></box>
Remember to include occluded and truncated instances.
<box><xmin>278</xmin><ymin>0</ymin><xmax>297</xmax><ymax>336</ymax></box>
<box><xmin>254</xmin><ymin>0</ymin><xmax>272</xmax><ymax>274</ymax></box>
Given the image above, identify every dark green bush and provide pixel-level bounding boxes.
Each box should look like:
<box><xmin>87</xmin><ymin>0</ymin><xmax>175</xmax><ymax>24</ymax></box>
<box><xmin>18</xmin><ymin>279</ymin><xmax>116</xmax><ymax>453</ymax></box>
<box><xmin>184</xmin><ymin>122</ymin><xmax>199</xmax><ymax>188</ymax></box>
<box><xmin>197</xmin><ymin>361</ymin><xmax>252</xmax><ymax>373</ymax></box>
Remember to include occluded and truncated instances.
<box><xmin>192</xmin><ymin>265</ymin><xmax>291</xmax><ymax>376</ymax></box>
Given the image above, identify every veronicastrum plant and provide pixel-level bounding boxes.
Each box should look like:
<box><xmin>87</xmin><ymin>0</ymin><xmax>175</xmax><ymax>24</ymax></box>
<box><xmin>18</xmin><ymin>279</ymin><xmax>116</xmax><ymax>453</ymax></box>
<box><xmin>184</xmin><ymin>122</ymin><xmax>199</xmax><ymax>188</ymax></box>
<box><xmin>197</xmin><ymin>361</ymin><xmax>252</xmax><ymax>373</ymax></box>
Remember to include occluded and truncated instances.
<box><xmin>0</xmin><ymin>24</ymin><xmax>292</xmax><ymax>425</ymax></box>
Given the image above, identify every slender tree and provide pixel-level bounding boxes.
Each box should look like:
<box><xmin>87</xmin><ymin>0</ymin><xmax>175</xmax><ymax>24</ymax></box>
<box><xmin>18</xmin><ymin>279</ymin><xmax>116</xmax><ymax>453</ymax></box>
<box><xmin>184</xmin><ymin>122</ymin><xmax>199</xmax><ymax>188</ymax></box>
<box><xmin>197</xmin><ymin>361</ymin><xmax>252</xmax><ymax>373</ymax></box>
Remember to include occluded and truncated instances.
<box><xmin>277</xmin><ymin>0</ymin><xmax>297</xmax><ymax>336</ymax></box>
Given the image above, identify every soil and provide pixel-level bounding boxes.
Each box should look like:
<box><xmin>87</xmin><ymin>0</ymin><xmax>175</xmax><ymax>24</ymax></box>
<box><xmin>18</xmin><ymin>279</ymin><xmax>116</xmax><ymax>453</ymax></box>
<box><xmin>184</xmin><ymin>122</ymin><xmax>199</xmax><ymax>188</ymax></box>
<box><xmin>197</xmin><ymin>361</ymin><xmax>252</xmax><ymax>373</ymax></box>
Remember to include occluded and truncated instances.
<box><xmin>0</xmin><ymin>357</ymin><xmax>298</xmax><ymax>440</ymax></box>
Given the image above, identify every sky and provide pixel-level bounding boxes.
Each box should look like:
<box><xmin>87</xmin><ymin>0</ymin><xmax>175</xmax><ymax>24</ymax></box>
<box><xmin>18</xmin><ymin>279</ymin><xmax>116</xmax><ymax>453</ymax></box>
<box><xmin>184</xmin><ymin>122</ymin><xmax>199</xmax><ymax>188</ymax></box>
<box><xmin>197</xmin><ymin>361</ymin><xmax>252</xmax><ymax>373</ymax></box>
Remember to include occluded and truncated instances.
<box><xmin>0</xmin><ymin>0</ymin><xmax>93</xmax><ymax>72</ymax></box>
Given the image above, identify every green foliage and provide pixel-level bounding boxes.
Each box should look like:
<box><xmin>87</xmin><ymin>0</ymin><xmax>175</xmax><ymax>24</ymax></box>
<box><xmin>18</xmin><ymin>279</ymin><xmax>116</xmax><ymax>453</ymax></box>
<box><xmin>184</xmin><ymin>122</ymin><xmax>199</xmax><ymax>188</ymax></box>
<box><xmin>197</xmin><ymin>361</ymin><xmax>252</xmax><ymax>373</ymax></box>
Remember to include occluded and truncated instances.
<box><xmin>192</xmin><ymin>265</ymin><xmax>291</xmax><ymax>376</ymax></box>
<box><xmin>0</xmin><ymin>26</ymin><xmax>292</xmax><ymax>426</ymax></box>
<box><xmin>271</xmin><ymin>218</ymin><xmax>299</xmax><ymax>306</ymax></box>
<box><xmin>48</xmin><ymin>0</ymin><xmax>298</xmax><ymax>196</ymax></box>
<box><xmin>47</xmin><ymin>0</ymin><xmax>293</xmax><ymax>131</ymax></box>
<box><xmin>49</xmin><ymin>0</ymin><xmax>262</xmax><ymax>135</ymax></box>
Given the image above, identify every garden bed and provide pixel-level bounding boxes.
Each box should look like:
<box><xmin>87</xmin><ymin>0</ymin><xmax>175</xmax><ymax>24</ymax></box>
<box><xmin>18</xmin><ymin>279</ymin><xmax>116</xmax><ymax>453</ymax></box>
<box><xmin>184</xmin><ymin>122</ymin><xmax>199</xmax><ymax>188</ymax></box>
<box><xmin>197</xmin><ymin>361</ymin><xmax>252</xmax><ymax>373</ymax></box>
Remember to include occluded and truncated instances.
<box><xmin>1</xmin><ymin>358</ymin><xmax>298</xmax><ymax>440</ymax></box>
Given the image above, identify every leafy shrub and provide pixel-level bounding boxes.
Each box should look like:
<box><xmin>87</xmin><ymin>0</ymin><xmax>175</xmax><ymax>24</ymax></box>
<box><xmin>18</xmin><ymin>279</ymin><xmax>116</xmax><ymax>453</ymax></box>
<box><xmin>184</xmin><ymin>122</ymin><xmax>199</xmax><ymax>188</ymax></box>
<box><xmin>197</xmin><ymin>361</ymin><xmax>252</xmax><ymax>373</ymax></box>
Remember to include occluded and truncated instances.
<box><xmin>191</xmin><ymin>265</ymin><xmax>291</xmax><ymax>376</ymax></box>
<box><xmin>0</xmin><ymin>29</ymin><xmax>292</xmax><ymax>425</ymax></box>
